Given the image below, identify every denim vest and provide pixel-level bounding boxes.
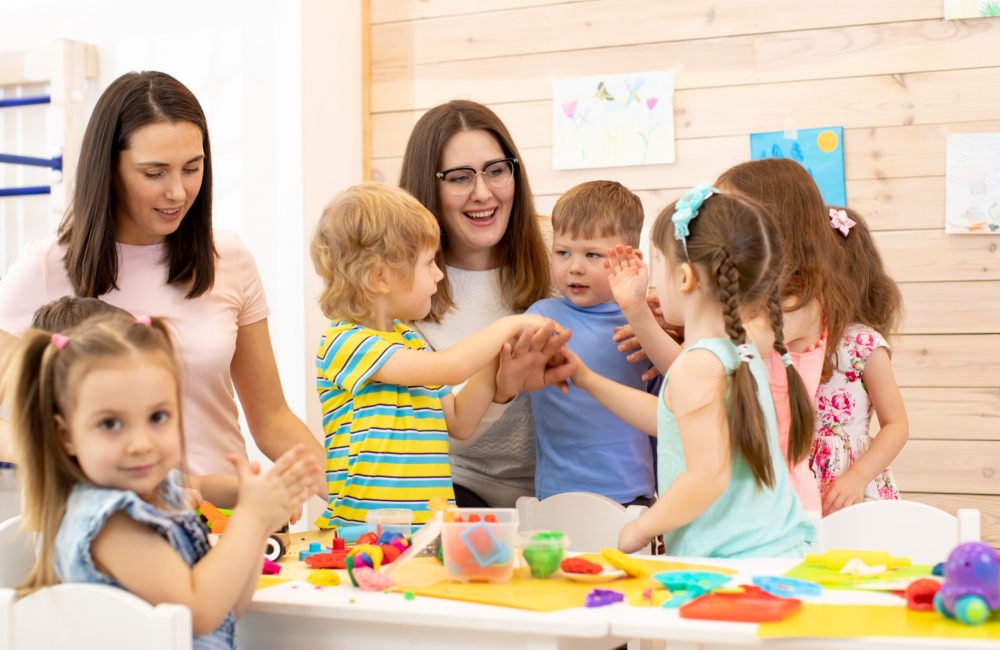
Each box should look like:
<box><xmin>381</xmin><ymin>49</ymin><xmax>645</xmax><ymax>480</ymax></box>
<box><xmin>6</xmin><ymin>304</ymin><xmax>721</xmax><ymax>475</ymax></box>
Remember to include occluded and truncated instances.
<box><xmin>55</xmin><ymin>471</ymin><xmax>236</xmax><ymax>649</ymax></box>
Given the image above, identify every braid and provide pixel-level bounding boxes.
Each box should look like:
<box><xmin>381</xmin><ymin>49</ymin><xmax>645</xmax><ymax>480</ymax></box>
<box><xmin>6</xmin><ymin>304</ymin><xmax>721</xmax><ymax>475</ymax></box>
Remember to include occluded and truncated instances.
<box><xmin>714</xmin><ymin>249</ymin><xmax>774</xmax><ymax>488</ymax></box>
<box><xmin>767</xmin><ymin>289</ymin><xmax>815</xmax><ymax>465</ymax></box>
<box><xmin>716</xmin><ymin>251</ymin><xmax>746</xmax><ymax>344</ymax></box>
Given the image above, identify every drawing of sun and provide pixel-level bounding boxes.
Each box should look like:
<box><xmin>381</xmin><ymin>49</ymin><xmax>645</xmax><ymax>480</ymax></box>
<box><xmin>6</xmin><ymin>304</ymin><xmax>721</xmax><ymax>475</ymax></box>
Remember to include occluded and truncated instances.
<box><xmin>816</xmin><ymin>130</ymin><xmax>839</xmax><ymax>153</ymax></box>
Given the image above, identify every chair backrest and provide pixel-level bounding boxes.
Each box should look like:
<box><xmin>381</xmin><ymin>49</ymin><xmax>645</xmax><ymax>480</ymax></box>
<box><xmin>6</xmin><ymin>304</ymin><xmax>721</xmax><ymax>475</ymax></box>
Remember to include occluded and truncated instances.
<box><xmin>0</xmin><ymin>584</ymin><xmax>192</xmax><ymax>650</ymax></box>
<box><xmin>0</xmin><ymin>517</ymin><xmax>34</xmax><ymax>589</ymax></box>
<box><xmin>815</xmin><ymin>501</ymin><xmax>981</xmax><ymax>565</ymax></box>
<box><xmin>516</xmin><ymin>492</ymin><xmax>650</xmax><ymax>554</ymax></box>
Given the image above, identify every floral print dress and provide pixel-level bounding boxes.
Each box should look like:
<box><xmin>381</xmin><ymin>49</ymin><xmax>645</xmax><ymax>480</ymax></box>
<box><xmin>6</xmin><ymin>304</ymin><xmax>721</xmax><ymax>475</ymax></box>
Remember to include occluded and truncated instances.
<box><xmin>809</xmin><ymin>323</ymin><xmax>900</xmax><ymax>507</ymax></box>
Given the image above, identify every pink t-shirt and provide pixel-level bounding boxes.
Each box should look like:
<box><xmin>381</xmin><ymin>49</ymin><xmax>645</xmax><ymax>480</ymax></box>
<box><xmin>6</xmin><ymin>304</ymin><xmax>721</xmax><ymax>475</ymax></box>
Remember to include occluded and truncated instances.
<box><xmin>0</xmin><ymin>231</ymin><xmax>269</xmax><ymax>474</ymax></box>
<box><xmin>766</xmin><ymin>336</ymin><xmax>826</xmax><ymax>513</ymax></box>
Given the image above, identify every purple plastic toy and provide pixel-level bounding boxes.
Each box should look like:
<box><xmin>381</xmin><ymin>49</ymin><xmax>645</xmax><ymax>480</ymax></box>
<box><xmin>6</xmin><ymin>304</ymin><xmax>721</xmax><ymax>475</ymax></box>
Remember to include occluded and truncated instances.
<box><xmin>585</xmin><ymin>588</ymin><xmax>625</xmax><ymax>608</ymax></box>
<box><xmin>934</xmin><ymin>542</ymin><xmax>1000</xmax><ymax>625</ymax></box>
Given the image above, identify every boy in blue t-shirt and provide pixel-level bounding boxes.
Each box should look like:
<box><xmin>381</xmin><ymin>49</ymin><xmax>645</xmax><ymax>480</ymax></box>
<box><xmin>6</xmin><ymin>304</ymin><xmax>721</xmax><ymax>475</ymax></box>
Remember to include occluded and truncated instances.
<box><xmin>527</xmin><ymin>181</ymin><xmax>657</xmax><ymax>506</ymax></box>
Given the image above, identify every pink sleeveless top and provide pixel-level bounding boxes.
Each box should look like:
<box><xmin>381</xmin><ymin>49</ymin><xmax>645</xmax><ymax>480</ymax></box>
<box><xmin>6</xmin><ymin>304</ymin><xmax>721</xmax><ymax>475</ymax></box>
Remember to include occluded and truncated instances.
<box><xmin>766</xmin><ymin>335</ymin><xmax>826</xmax><ymax>512</ymax></box>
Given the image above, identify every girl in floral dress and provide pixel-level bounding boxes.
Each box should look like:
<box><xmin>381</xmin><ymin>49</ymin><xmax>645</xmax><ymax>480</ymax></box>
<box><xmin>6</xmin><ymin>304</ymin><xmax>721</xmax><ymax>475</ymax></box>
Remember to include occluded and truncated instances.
<box><xmin>810</xmin><ymin>207</ymin><xmax>908</xmax><ymax>514</ymax></box>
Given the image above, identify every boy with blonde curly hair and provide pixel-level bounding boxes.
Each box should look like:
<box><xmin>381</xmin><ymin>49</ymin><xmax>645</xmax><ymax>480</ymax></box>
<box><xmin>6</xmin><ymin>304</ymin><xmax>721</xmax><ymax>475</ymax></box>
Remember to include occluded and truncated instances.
<box><xmin>310</xmin><ymin>183</ymin><xmax>571</xmax><ymax>527</ymax></box>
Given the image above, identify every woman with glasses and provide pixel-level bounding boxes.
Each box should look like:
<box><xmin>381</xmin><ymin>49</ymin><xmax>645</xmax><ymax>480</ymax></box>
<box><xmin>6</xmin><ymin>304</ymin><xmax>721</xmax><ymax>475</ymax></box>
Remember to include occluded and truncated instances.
<box><xmin>399</xmin><ymin>100</ymin><xmax>552</xmax><ymax>508</ymax></box>
<box><xmin>0</xmin><ymin>71</ymin><xmax>325</xmax><ymax>482</ymax></box>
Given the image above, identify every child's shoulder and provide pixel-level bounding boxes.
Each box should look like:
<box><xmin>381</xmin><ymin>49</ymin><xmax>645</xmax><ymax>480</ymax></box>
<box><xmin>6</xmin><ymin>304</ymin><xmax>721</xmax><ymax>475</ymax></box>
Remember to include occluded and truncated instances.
<box><xmin>665</xmin><ymin>346</ymin><xmax>729</xmax><ymax>412</ymax></box>
<box><xmin>838</xmin><ymin>323</ymin><xmax>889</xmax><ymax>356</ymax></box>
<box><xmin>525</xmin><ymin>296</ymin><xmax>565</xmax><ymax>316</ymax></box>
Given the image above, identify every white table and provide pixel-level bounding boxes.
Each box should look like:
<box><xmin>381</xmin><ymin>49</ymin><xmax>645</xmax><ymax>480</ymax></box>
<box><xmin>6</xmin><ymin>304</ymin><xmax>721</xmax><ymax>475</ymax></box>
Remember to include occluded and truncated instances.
<box><xmin>238</xmin><ymin>555</ymin><xmax>998</xmax><ymax>650</ymax></box>
<box><xmin>239</xmin><ymin>579</ymin><xmax>615</xmax><ymax>650</ymax></box>
<box><xmin>605</xmin><ymin>557</ymin><xmax>1000</xmax><ymax>650</ymax></box>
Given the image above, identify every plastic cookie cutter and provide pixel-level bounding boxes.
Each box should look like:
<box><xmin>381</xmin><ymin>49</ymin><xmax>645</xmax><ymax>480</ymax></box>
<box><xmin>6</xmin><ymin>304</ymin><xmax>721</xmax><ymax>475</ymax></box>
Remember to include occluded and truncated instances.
<box><xmin>651</xmin><ymin>570</ymin><xmax>732</xmax><ymax>608</ymax></box>
<box><xmin>752</xmin><ymin>575</ymin><xmax>822</xmax><ymax>598</ymax></box>
<box><xmin>460</xmin><ymin>521</ymin><xmax>511</xmax><ymax>567</ymax></box>
<box><xmin>679</xmin><ymin>585</ymin><xmax>801</xmax><ymax>622</ymax></box>
<box><xmin>584</xmin><ymin>588</ymin><xmax>625</xmax><ymax>608</ymax></box>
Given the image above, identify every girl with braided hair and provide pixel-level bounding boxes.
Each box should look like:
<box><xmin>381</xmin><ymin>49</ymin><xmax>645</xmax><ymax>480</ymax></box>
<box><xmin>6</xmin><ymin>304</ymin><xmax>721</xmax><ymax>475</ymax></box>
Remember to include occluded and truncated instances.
<box><xmin>565</xmin><ymin>185</ymin><xmax>814</xmax><ymax>557</ymax></box>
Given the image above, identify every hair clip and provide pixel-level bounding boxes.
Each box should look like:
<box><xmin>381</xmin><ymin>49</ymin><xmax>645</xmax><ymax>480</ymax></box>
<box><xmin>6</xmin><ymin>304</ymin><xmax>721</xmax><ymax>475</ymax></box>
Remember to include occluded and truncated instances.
<box><xmin>829</xmin><ymin>208</ymin><xmax>856</xmax><ymax>237</ymax></box>
<box><xmin>50</xmin><ymin>333</ymin><xmax>70</xmax><ymax>350</ymax></box>
<box><xmin>736</xmin><ymin>343</ymin><xmax>754</xmax><ymax>364</ymax></box>
<box><xmin>672</xmin><ymin>183</ymin><xmax>717</xmax><ymax>258</ymax></box>
<box><xmin>135</xmin><ymin>315</ymin><xmax>152</xmax><ymax>327</ymax></box>
<box><xmin>780</xmin><ymin>352</ymin><xmax>794</xmax><ymax>368</ymax></box>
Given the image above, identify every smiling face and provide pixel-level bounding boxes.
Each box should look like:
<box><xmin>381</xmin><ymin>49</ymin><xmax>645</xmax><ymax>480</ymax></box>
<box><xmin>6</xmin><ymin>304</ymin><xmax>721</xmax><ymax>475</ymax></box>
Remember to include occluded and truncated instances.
<box><xmin>57</xmin><ymin>353</ymin><xmax>181</xmax><ymax>502</ymax></box>
<box><xmin>436</xmin><ymin>129</ymin><xmax>515</xmax><ymax>270</ymax></box>
<box><xmin>551</xmin><ymin>231</ymin><xmax>624</xmax><ymax>308</ymax></box>
<box><xmin>114</xmin><ymin>120</ymin><xmax>205</xmax><ymax>246</ymax></box>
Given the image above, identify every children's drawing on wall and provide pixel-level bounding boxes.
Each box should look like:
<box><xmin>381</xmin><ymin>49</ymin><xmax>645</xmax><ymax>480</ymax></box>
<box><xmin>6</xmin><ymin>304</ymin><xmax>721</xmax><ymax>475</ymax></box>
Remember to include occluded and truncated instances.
<box><xmin>552</xmin><ymin>71</ymin><xmax>674</xmax><ymax>169</ymax></box>
<box><xmin>946</xmin><ymin>133</ymin><xmax>1000</xmax><ymax>234</ymax></box>
<box><xmin>750</xmin><ymin>127</ymin><xmax>847</xmax><ymax>206</ymax></box>
<box><xmin>944</xmin><ymin>0</ymin><xmax>1000</xmax><ymax>19</ymax></box>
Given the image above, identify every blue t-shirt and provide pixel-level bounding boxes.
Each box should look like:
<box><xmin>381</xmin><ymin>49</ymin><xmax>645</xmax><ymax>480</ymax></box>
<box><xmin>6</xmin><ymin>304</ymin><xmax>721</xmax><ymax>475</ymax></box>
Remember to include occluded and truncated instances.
<box><xmin>526</xmin><ymin>297</ymin><xmax>656</xmax><ymax>503</ymax></box>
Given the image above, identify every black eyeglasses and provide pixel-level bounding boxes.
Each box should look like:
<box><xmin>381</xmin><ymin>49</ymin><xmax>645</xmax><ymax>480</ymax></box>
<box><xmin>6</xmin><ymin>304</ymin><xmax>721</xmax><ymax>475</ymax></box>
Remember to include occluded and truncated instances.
<box><xmin>435</xmin><ymin>157</ymin><xmax>518</xmax><ymax>196</ymax></box>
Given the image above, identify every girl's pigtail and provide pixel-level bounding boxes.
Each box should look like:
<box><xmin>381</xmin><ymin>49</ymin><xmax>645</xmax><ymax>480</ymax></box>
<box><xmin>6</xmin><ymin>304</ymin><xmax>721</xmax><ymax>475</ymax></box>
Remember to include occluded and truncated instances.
<box><xmin>6</xmin><ymin>331</ymin><xmax>76</xmax><ymax>594</ymax></box>
<box><xmin>716</xmin><ymin>250</ymin><xmax>774</xmax><ymax>489</ymax></box>
<box><xmin>767</xmin><ymin>289</ymin><xmax>815</xmax><ymax>465</ymax></box>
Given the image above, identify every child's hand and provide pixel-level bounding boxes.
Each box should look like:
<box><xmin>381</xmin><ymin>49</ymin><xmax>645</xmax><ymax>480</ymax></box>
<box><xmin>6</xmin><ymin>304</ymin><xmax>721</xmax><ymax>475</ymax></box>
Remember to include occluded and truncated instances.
<box><xmin>227</xmin><ymin>444</ymin><xmax>323</xmax><ymax>534</ymax></box>
<box><xmin>559</xmin><ymin>347</ymin><xmax>592</xmax><ymax>388</ymax></box>
<box><xmin>617</xmin><ymin>518</ymin><xmax>650</xmax><ymax>554</ymax></box>
<box><xmin>823</xmin><ymin>472</ymin><xmax>867</xmax><ymax>514</ymax></box>
<box><xmin>605</xmin><ymin>245</ymin><xmax>649</xmax><ymax>312</ymax></box>
<box><xmin>496</xmin><ymin>323</ymin><xmax>575</xmax><ymax>399</ymax></box>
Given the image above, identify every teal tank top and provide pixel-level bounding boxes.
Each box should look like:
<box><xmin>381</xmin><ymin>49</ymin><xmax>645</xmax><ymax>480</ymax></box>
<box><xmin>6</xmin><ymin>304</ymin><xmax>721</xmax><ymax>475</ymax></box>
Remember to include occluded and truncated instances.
<box><xmin>658</xmin><ymin>339</ymin><xmax>815</xmax><ymax>558</ymax></box>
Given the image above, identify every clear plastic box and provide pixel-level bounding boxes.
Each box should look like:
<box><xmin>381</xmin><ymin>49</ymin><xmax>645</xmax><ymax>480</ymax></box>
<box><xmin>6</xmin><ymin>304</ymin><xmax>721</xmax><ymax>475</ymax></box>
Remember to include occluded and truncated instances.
<box><xmin>440</xmin><ymin>508</ymin><xmax>518</xmax><ymax>583</ymax></box>
<box><xmin>365</xmin><ymin>508</ymin><xmax>414</xmax><ymax>537</ymax></box>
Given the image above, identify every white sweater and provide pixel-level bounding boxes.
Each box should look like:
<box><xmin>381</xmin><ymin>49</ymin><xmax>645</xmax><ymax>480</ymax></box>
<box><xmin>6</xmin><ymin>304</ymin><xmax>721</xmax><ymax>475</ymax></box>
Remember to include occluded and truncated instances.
<box><xmin>413</xmin><ymin>266</ymin><xmax>536</xmax><ymax>507</ymax></box>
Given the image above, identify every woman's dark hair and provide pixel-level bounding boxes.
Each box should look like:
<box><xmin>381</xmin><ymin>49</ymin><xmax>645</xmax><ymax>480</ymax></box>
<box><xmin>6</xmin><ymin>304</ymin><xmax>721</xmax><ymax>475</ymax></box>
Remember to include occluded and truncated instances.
<box><xmin>399</xmin><ymin>100</ymin><xmax>550</xmax><ymax>321</ymax></box>
<box><xmin>58</xmin><ymin>71</ymin><xmax>215</xmax><ymax>299</ymax></box>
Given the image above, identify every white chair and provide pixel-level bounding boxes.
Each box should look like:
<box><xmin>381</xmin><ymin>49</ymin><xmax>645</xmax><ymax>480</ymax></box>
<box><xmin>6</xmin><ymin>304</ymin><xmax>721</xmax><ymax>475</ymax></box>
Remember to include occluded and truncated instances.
<box><xmin>0</xmin><ymin>584</ymin><xmax>192</xmax><ymax>650</ymax></box>
<box><xmin>0</xmin><ymin>517</ymin><xmax>34</xmax><ymax>589</ymax></box>
<box><xmin>815</xmin><ymin>500</ymin><xmax>981</xmax><ymax>565</ymax></box>
<box><xmin>516</xmin><ymin>492</ymin><xmax>651</xmax><ymax>554</ymax></box>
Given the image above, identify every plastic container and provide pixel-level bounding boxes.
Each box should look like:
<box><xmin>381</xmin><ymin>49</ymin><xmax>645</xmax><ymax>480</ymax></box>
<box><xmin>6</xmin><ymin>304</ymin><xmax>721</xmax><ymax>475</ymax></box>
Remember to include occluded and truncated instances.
<box><xmin>440</xmin><ymin>508</ymin><xmax>517</xmax><ymax>583</ymax></box>
<box><xmin>518</xmin><ymin>530</ymin><xmax>568</xmax><ymax>579</ymax></box>
<box><xmin>365</xmin><ymin>508</ymin><xmax>414</xmax><ymax>537</ymax></box>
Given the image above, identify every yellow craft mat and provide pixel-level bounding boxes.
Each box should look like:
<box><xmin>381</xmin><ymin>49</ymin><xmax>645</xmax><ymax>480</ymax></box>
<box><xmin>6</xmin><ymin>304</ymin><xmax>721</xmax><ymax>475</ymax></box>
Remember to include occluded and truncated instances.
<box><xmin>758</xmin><ymin>604</ymin><xmax>1000</xmax><ymax>640</ymax></box>
<box><xmin>783</xmin><ymin>560</ymin><xmax>934</xmax><ymax>589</ymax></box>
<box><xmin>390</xmin><ymin>554</ymin><xmax>735</xmax><ymax>612</ymax></box>
<box><xmin>257</xmin><ymin>531</ymin><xmax>736</xmax><ymax>613</ymax></box>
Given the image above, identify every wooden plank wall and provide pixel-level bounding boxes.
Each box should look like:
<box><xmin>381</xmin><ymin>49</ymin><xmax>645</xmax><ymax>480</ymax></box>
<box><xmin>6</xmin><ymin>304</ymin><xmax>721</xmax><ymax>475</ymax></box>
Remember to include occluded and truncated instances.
<box><xmin>367</xmin><ymin>1</ymin><xmax>1000</xmax><ymax>546</ymax></box>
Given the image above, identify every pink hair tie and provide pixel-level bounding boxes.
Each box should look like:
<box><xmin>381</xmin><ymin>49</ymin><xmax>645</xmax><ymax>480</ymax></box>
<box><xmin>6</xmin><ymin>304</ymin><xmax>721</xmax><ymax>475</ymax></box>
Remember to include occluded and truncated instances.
<box><xmin>50</xmin><ymin>333</ymin><xmax>70</xmax><ymax>350</ymax></box>
<box><xmin>135</xmin><ymin>316</ymin><xmax>152</xmax><ymax>327</ymax></box>
<box><xmin>829</xmin><ymin>208</ymin><xmax>856</xmax><ymax>237</ymax></box>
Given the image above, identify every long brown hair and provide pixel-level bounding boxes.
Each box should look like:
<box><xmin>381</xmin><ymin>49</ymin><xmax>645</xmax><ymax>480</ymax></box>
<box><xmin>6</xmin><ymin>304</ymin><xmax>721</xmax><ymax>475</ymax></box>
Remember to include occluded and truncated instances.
<box><xmin>398</xmin><ymin>100</ymin><xmax>550</xmax><ymax>321</ymax></box>
<box><xmin>650</xmin><ymin>191</ymin><xmax>814</xmax><ymax>487</ymax></box>
<box><xmin>58</xmin><ymin>71</ymin><xmax>216</xmax><ymax>299</ymax></box>
<box><xmin>4</xmin><ymin>315</ymin><xmax>180</xmax><ymax>595</ymax></box>
<box><xmin>716</xmin><ymin>159</ymin><xmax>857</xmax><ymax>381</ymax></box>
<box><xmin>828</xmin><ymin>206</ymin><xmax>903</xmax><ymax>339</ymax></box>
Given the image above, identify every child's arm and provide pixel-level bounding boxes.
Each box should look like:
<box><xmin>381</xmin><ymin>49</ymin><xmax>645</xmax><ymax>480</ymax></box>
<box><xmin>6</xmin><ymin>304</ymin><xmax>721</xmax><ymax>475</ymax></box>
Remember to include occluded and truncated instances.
<box><xmin>605</xmin><ymin>246</ymin><xmax>681</xmax><ymax>373</ymax></box>
<box><xmin>618</xmin><ymin>351</ymin><xmax>731</xmax><ymax>553</ymax></box>
<box><xmin>90</xmin><ymin>445</ymin><xmax>322</xmax><ymax>634</ymax></box>
<box><xmin>371</xmin><ymin>314</ymin><xmax>555</xmax><ymax>387</ymax></box>
<box><xmin>445</xmin><ymin>325</ymin><xmax>576</xmax><ymax>439</ymax></box>
<box><xmin>823</xmin><ymin>347</ymin><xmax>908</xmax><ymax>513</ymax></box>
<box><xmin>185</xmin><ymin>474</ymin><xmax>239</xmax><ymax>509</ymax></box>
<box><xmin>564</xmin><ymin>347</ymin><xmax>658</xmax><ymax>437</ymax></box>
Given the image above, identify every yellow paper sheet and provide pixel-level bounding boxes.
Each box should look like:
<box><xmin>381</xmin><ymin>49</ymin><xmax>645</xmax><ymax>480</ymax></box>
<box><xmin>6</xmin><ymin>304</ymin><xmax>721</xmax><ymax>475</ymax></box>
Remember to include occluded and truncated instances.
<box><xmin>758</xmin><ymin>604</ymin><xmax>1000</xmax><ymax>640</ymax></box>
<box><xmin>395</xmin><ymin>555</ymin><xmax>734</xmax><ymax>612</ymax></box>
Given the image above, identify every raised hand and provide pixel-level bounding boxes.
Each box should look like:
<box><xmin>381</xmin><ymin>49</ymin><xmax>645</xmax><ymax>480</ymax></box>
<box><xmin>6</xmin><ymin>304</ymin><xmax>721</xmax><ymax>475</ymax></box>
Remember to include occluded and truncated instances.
<box><xmin>605</xmin><ymin>245</ymin><xmax>649</xmax><ymax>312</ymax></box>
<box><xmin>227</xmin><ymin>443</ymin><xmax>323</xmax><ymax>534</ymax></box>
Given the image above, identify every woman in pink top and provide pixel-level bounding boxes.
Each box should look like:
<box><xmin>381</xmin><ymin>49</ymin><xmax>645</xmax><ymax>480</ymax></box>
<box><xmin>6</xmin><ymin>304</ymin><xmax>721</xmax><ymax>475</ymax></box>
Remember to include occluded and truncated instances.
<box><xmin>0</xmin><ymin>71</ymin><xmax>324</xmax><ymax>477</ymax></box>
